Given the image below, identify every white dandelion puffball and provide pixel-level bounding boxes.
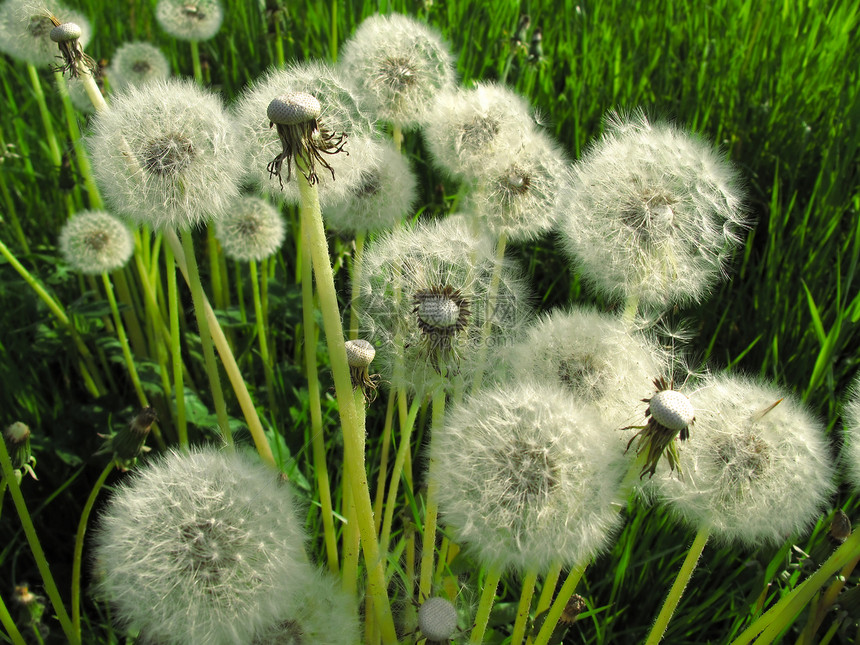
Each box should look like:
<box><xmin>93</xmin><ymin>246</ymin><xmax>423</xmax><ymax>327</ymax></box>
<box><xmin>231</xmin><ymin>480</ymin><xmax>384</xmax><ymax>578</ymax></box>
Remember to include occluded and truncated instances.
<box><xmin>232</xmin><ymin>61</ymin><xmax>378</xmax><ymax>208</ymax></box>
<box><xmin>431</xmin><ymin>381</ymin><xmax>627</xmax><ymax>572</ymax></box>
<box><xmin>88</xmin><ymin>79</ymin><xmax>246</xmax><ymax>230</ymax></box>
<box><xmin>339</xmin><ymin>12</ymin><xmax>456</xmax><ymax>129</ymax></box>
<box><xmin>462</xmin><ymin>126</ymin><xmax>572</xmax><ymax>242</ymax></box>
<box><xmin>0</xmin><ymin>0</ymin><xmax>91</xmax><ymax>67</ymax></box>
<box><xmin>651</xmin><ymin>373</ymin><xmax>835</xmax><ymax>547</ymax></box>
<box><xmin>509</xmin><ymin>307</ymin><xmax>667</xmax><ymax>432</ymax></box>
<box><xmin>558</xmin><ymin>110</ymin><xmax>748</xmax><ymax>311</ymax></box>
<box><xmin>92</xmin><ymin>447</ymin><xmax>313</xmax><ymax>645</ymax></box>
<box><xmin>215</xmin><ymin>195</ymin><xmax>285</xmax><ymax>262</ymax></box>
<box><xmin>322</xmin><ymin>138</ymin><xmax>417</xmax><ymax>234</ymax></box>
<box><xmin>155</xmin><ymin>0</ymin><xmax>223</xmax><ymax>41</ymax></box>
<box><xmin>840</xmin><ymin>374</ymin><xmax>860</xmax><ymax>491</ymax></box>
<box><xmin>107</xmin><ymin>41</ymin><xmax>170</xmax><ymax>90</ymax></box>
<box><xmin>59</xmin><ymin>210</ymin><xmax>134</xmax><ymax>274</ymax></box>
<box><xmin>357</xmin><ymin>216</ymin><xmax>531</xmax><ymax>395</ymax></box>
<box><xmin>250</xmin><ymin>570</ymin><xmax>359</xmax><ymax>645</ymax></box>
<box><xmin>423</xmin><ymin>82</ymin><xmax>536</xmax><ymax>181</ymax></box>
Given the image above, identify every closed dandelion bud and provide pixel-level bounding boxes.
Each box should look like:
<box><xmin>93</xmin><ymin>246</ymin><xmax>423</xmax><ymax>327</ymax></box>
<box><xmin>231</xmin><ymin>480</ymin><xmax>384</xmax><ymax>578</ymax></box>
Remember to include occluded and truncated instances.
<box><xmin>559</xmin><ymin>109</ymin><xmax>749</xmax><ymax>311</ymax></box>
<box><xmin>4</xmin><ymin>422</ymin><xmax>36</xmax><ymax>482</ymax></box>
<box><xmin>651</xmin><ymin>373</ymin><xmax>835</xmax><ymax>547</ymax></box>
<box><xmin>88</xmin><ymin>79</ymin><xmax>246</xmax><ymax>230</ymax></box>
<box><xmin>462</xmin><ymin>127</ymin><xmax>572</xmax><ymax>242</ymax></box>
<box><xmin>322</xmin><ymin>139</ymin><xmax>417</xmax><ymax>234</ymax></box>
<box><xmin>417</xmin><ymin>596</ymin><xmax>458</xmax><ymax>642</ymax></box>
<box><xmin>431</xmin><ymin>381</ymin><xmax>626</xmax><ymax>572</ymax></box>
<box><xmin>92</xmin><ymin>447</ymin><xmax>313</xmax><ymax>645</ymax></box>
<box><xmin>59</xmin><ymin>210</ymin><xmax>134</xmax><ymax>274</ymax></box>
<box><xmin>339</xmin><ymin>13</ymin><xmax>456</xmax><ymax>129</ymax></box>
<box><xmin>233</xmin><ymin>62</ymin><xmax>377</xmax><ymax>207</ymax></box>
<box><xmin>107</xmin><ymin>41</ymin><xmax>170</xmax><ymax>90</ymax></box>
<box><xmin>509</xmin><ymin>307</ymin><xmax>666</xmax><ymax>433</ymax></box>
<box><xmin>215</xmin><ymin>195</ymin><xmax>285</xmax><ymax>262</ymax></box>
<box><xmin>422</xmin><ymin>82</ymin><xmax>535</xmax><ymax>181</ymax></box>
<box><xmin>0</xmin><ymin>0</ymin><xmax>91</xmax><ymax>67</ymax></box>
<box><xmin>155</xmin><ymin>0</ymin><xmax>223</xmax><ymax>41</ymax></box>
<box><xmin>97</xmin><ymin>406</ymin><xmax>156</xmax><ymax>471</ymax></box>
<box><xmin>251</xmin><ymin>570</ymin><xmax>360</xmax><ymax>645</ymax></box>
<box><xmin>357</xmin><ymin>217</ymin><xmax>531</xmax><ymax>395</ymax></box>
<box><xmin>345</xmin><ymin>338</ymin><xmax>379</xmax><ymax>401</ymax></box>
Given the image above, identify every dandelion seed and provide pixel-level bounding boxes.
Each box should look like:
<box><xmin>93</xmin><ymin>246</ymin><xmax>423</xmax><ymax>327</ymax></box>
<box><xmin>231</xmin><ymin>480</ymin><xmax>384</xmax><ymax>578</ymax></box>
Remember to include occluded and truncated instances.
<box><xmin>558</xmin><ymin>109</ymin><xmax>749</xmax><ymax>311</ymax></box>
<box><xmin>650</xmin><ymin>373</ymin><xmax>835</xmax><ymax>547</ymax></box>
<box><xmin>107</xmin><ymin>41</ymin><xmax>170</xmax><ymax>90</ymax></box>
<box><xmin>339</xmin><ymin>13</ymin><xmax>456</xmax><ymax>129</ymax></box>
<box><xmin>59</xmin><ymin>210</ymin><xmax>134</xmax><ymax>274</ymax></box>
<box><xmin>215</xmin><ymin>195</ymin><xmax>285</xmax><ymax>262</ymax></box>
<box><xmin>155</xmin><ymin>0</ymin><xmax>223</xmax><ymax>41</ymax></box>
<box><xmin>430</xmin><ymin>381</ymin><xmax>626</xmax><ymax>571</ymax></box>
<box><xmin>92</xmin><ymin>447</ymin><xmax>313</xmax><ymax>645</ymax></box>
<box><xmin>88</xmin><ymin>79</ymin><xmax>246</xmax><ymax>230</ymax></box>
<box><xmin>0</xmin><ymin>0</ymin><xmax>91</xmax><ymax>67</ymax></box>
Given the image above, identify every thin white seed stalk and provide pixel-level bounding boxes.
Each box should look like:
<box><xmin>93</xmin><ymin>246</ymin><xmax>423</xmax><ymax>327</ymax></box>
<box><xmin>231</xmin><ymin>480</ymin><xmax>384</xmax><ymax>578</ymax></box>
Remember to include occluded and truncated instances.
<box><xmin>165</xmin><ymin>230</ymin><xmax>276</xmax><ymax>465</ymax></box>
<box><xmin>644</xmin><ymin>526</ymin><xmax>710</xmax><ymax>645</ymax></box>
<box><xmin>418</xmin><ymin>388</ymin><xmax>446</xmax><ymax>600</ymax></box>
<box><xmin>470</xmin><ymin>567</ymin><xmax>503</xmax><ymax>644</ymax></box>
<box><xmin>296</xmin><ymin>165</ymin><xmax>397</xmax><ymax>642</ymax></box>
<box><xmin>531</xmin><ymin>562</ymin><xmax>588</xmax><ymax>645</ymax></box>
<box><xmin>511</xmin><ymin>569</ymin><xmax>539</xmax><ymax>645</ymax></box>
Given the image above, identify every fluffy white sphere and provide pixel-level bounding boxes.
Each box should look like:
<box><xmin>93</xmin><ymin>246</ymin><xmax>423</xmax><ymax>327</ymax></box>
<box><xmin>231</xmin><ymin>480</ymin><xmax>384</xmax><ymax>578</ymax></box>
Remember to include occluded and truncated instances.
<box><xmin>155</xmin><ymin>0</ymin><xmax>223</xmax><ymax>41</ymax></box>
<box><xmin>107</xmin><ymin>41</ymin><xmax>171</xmax><ymax>90</ymax></box>
<box><xmin>0</xmin><ymin>0</ymin><xmax>91</xmax><ymax>67</ymax></box>
<box><xmin>215</xmin><ymin>195</ymin><xmax>285</xmax><ymax>262</ymax></box>
<box><xmin>59</xmin><ymin>210</ymin><xmax>134</xmax><ymax>274</ymax></box>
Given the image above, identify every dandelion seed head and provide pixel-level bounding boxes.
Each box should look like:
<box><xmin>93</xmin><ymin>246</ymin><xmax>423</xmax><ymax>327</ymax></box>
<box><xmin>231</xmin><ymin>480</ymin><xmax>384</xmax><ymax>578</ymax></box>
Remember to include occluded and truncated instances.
<box><xmin>107</xmin><ymin>41</ymin><xmax>170</xmax><ymax>90</ymax></box>
<box><xmin>59</xmin><ymin>210</ymin><xmax>134</xmax><ymax>274</ymax></box>
<box><xmin>155</xmin><ymin>0</ymin><xmax>223</xmax><ymax>41</ymax></box>
<box><xmin>840</xmin><ymin>374</ymin><xmax>860</xmax><ymax>492</ymax></box>
<box><xmin>0</xmin><ymin>0</ymin><xmax>91</xmax><ymax>67</ymax></box>
<box><xmin>417</xmin><ymin>597</ymin><xmax>458</xmax><ymax>642</ymax></box>
<box><xmin>215</xmin><ymin>196</ymin><xmax>284</xmax><ymax>262</ymax></box>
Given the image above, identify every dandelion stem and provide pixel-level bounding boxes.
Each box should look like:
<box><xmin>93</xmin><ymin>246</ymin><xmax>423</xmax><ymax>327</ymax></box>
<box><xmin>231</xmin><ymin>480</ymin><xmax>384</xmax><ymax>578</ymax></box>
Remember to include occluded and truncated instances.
<box><xmin>379</xmin><ymin>396</ymin><xmax>421</xmax><ymax>556</ymax></box>
<box><xmin>27</xmin><ymin>64</ymin><xmax>61</xmax><ymax>168</ymax></box>
<box><xmin>644</xmin><ymin>526</ymin><xmax>710</xmax><ymax>645</ymax></box>
<box><xmin>0</xmin><ymin>588</ymin><xmax>26</xmax><ymax>645</ymax></box>
<box><xmin>102</xmin><ymin>271</ymin><xmax>151</xmax><ymax>410</ymax></box>
<box><xmin>249</xmin><ymin>259</ymin><xmax>277</xmax><ymax>412</ymax></box>
<box><xmin>165</xmin><ymin>230</ymin><xmax>275</xmax><ymax>465</ymax></box>
<box><xmin>296</xmin><ymin>167</ymin><xmax>396</xmax><ymax>642</ymax></box>
<box><xmin>372</xmin><ymin>390</ymin><xmax>396</xmax><ymax>533</ymax></box>
<box><xmin>511</xmin><ymin>569</ymin><xmax>539</xmax><ymax>645</ymax></box>
<box><xmin>531</xmin><ymin>561</ymin><xmax>588</xmax><ymax>645</ymax></box>
<box><xmin>0</xmin><ymin>433</ymin><xmax>79</xmax><ymax>645</ymax></box>
<box><xmin>80</xmin><ymin>68</ymin><xmax>108</xmax><ymax>113</ymax></box>
<box><xmin>189</xmin><ymin>40</ymin><xmax>203</xmax><ymax>85</ymax></box>
<box><xmin>419</xmin><ymin>389</ymin><xmax>446</xmax><ymax>600</ymax></box>
<box><xmin>470</xmin><ymin>567</ymin><xmax>503</xmax><ymax>643</ymax></box>
<box><xmin>534</xmin><ymin>561</ymin><xmax>562</xmax><ymax>618</ymax></box>
<box><xmin>71</xmin><ymin>460</ymin><xmax>113</xmax><ymax>641</ymax></box>
<box><xmin>342</xmin><ymin>387</ymin><xmax>368</xmax><ymax>595</ymax></box>
<box><xmin>348</xmin><ymin>231</ymin><xmax>365</xmax><ymax>340</ymax></box>
<box><xmin>164</xmin><ymin>242</ymin><xmax>187</xmax><ymax>447</ymax></box>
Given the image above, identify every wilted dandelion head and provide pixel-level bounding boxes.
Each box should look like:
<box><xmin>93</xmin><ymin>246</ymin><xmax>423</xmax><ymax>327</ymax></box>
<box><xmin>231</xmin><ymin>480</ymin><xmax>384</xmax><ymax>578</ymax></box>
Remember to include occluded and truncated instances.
<box><xmin>510</xmin><ymin>307</ymin><xmax>666</xmax><ymax>432</ymax></box>
<box><xmin>339</xmin><ymin>13</ymin><xmax>456</xmax><ymax>129</ymax></box>
<box><xmin>92</xmin><ymin>447</ymin><xmax>312</xmax><ymax>645</ymax></box>
<box><xmin>650</xmin><ymin>373</ymin><xmax>835</xmax><ymax>547</ymax></box>
<box><xmin>357</xmin><ymin>216</ymin><xmax>531</xmax><ymax>395</ymax></box>
<box><xmin>59</xmin><ymin>210</ymin><xmax>134</xmax><ymax>274</ymax></box>
<box><xmin>250</xmin><ymin>570</ymin><xmax>359</xmax><ymax>645</ymax></box>
<box><xmin>233</xmin><ymin>61</ymin><xmax>377</xmax><ymax>208</ymax></box>
<box><xmin>431</xmin><ymin>381</ymin><xmax>626</xmax><ymax>572</ymax></box>
<box><xmin>322</xmin><ymin>139</ymin><xmax>417</xmax><ymax>234</ymax></box>
<box><xmin>462</xmin><ymin>127</ymin><xmax>571</xmax><ymax>242</ymax></box>
<box><xmin>155</xmin><ymin>0</ymin><xmax>223</xmax><ymax>41</ymax></box>
<box><xmin>215</xmin><ymin>195</ymin><xmax>284</xmax><ymax>262</ymax></box>
<box><xmin>423</xmin><ymin>82</ymin><xmax>535</xmax><ymax>180</ymax></box>
<box><xmin>89</xmin><ymin>78</ymin><xmax>246</xmax><ymax>230</ymax></box>
<box><xmin>107</xmin><ymin>41</ymin><xmax>170</xmax><ymax>90</ymax></box>
<box><xmin>0</xmin><ymin>0</ymin><xmax>90</xmax><ymax>67</ymax></box>
<box><xmin>559</xmin><ymin>110</ymin><xmax>749</xmax><ymax>311</ymax></box>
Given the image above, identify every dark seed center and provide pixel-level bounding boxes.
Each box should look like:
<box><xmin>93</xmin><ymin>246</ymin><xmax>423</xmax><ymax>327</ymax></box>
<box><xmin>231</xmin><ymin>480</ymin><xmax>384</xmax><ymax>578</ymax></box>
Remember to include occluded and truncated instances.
<box><xmin>83</xmin><ymin>230</ymin><xmax>110</xmax><ymax>252</ymax></box>
<box><xmin>380</xmin><ymin>56</ymin><xmax>417</xmax><ymax>91</ymax></box>
<box><xmin>142</xmin><ymin>133</ymin><xmax>195</xmax><ymax>177</ymax></box>
<box><xmin>131</xmin><ymin>60</ymin><xmax>152</xmax><ymax>74</ymax></box>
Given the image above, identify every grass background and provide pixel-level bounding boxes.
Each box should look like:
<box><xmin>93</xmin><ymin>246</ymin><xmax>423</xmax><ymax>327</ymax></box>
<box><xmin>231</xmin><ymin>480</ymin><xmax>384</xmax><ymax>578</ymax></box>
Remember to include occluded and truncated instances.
<box><xmin>0</xmin><ymin>0</ymin><xmax>859</xmax><ymax>643</ymax></box>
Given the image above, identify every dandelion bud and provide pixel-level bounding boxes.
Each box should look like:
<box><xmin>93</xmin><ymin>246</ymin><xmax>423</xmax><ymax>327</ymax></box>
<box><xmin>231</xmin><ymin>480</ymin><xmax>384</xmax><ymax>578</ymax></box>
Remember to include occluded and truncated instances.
<box><xmin>215</xmin><ymin>196</ymin><xmax>285</xmax><ymax>262</ymax></box>
<box><xmin>0</xmin><ymin>0</ymin><xmax>91</xmax><ymax>67</ymax></box>
<box><xmin>345</xmin><ymin>339</ymin><xmax>379</xmax><ymax>402</ymax></box>
<box><xmin>107</xmin><ymin>41</ymin><xmax>170</xmax><ymax>90</ymax></box>
<box><xmin>830</xmin><ymin>510</ymin><xmax>851</xmax><ymax>544</ymax></box>
<box><xmin>93</xmin><ymin>448</ymin><xmax>312</xmax><ymax>644</ymax></box>
<box><xmin>4</xmin><ymin>422</ymin><xmax>36</xmax><ymax>482</ymax></box>
<box><xmin>97</xmin><ymin>406</ymin><xmax>156</xmax><ymax>471</ymax></box>
<box><xmin>156</xmin><ymin>0</ymin><xmax>223</xmax><ymax>41</ymax></box>
<box><xmin>651</xmin><ymin>373</ymin><xmax>835</xmax><ymax>547</ymax></box>
<box><xmin>417</xmin><ymin>597</ymin><xmax>458</xmax><ymax>642</ymax></box>
<box><xmin>59</xmin><ymin>210</ymin><xmax>134</xmax><ymax>275</ymax></box>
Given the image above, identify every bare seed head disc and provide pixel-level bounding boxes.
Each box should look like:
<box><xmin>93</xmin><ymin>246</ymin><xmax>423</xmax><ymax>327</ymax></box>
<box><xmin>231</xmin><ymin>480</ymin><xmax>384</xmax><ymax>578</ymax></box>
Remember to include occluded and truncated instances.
<box><xmin>417</xmin><ymin>295</ymin><xmax>461</xmax><ymax>330</ymax></box>
<box><xmin>345</xmin><ymin>339</ymin><xmax>376</xmax><ymax>368</ymax></box>
<box><xmin>50</xmin><ymin>22</ymin><xmax>83</xmax><ymax>42</ymax></box>
<box><xmin>267</xmin><ymin>92</ymin><xmax>321</xmax><ymax>125</ymax></box>
<box><xmin>650</xmin><ymin>389</ymin><xmax>695</xmax><ymax>432</ymax></box>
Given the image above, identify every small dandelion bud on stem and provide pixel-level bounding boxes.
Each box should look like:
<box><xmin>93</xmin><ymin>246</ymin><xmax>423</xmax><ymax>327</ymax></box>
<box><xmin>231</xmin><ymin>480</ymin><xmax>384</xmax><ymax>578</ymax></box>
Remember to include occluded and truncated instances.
<box><xmin>97</xmin><ymin>407</ymin><xmax>156</xmax><ymax>471</ymax></box>
<box><xmin>345</xmin><ymin>339</ymin><xmax>379</xmax><ymax>402</ymax></box>
<box><xmin>3</xmin><ymin>422</ymin><xmax>36</xmax><ymax>483</ymax></box>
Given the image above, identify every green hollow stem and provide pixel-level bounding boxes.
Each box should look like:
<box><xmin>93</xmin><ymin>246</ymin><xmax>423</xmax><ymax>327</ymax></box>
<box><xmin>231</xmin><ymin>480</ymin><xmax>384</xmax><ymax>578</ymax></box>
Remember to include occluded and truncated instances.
<box><xmin>379</xmin><ymin>396</ymin><xmax>421</xmax><ymax>557</ymax></box>
<box><xmin>372</xmin><ymin>390</ymin><xmax>396</xmax><ymax>533</ymax></box>
<box><xmin>329</xmin><ymin>0</ymin><xmax>338</xmax><ymax>61</ymax></box>
<box><xmin>27</xmin><ymin>64</ymin><xmax>61</xmax><ymax>168</ymax></box>
<box><xmin>470</xmin><ymin>567</ymin><xmax>503</xmax><ymax>643</ymax></box>
<box><xmin>534</xmin><ymin>561</ymin><xmax>562</xmax><ymax>618</ymax></box>
<box><xmin>249</xmin><ymin>259</ymin><xmax>276</xmax><ymax>412</ymax></box>
<box><xmin>53</xmin><ymin>71</ymin><xmax>102</xmax><ymax>209</ymax></box>
<box><xmin>418</xmin><ymin>389</ymin><xmax>446</xmax><ymax>601</ymax></box>
<box><xmin>0</xmin><ymin>435</ymin><xmax>79</xmax><ymax>645</ymax></box>
<box><xmin>296</xmin><ymin>169</ymin><xmax>396</xmax><ymax>642</ymax></box>
<box><xmin>179</xmin><ymin>229</ymin><xmax>232</xmax><ymax>446</ymax></box>
<box><xmin>165</xmin><ymin>231</ymin><xmax>275</xmax><ymax>466</ymax></box>
<box><xmin>300</xmin><ymin>216</ymin><xmax>338</xmax><ymax>573</ymax></box>
<box><xmin>0</xmin><ymin>588</ymin><xmax>26</xmax><ymax>645</ymax></box>
<box><xmin>80</xmin><ymin>69</ymin><xmax>107</xmax><ymax>113</ymax></box>
<box><xmin>164</xmin><ymin>242</ymin><xmax>187</xmax><ymax>448</ymax></box>
<box><xmin>511</xmin><ymin>569</ymin><xmax>539</xmax><ymax>645</ymax></box>
<box><xmin>71</xmin><ymin>460</ymin><xmax>113</xmax><ymax>641</ymax></box>
<box><xmin>342</xmin><ymin>387</ymin><xmax>367</xmax><ymax>595</ymax></box>
<box><xmin>532</xmin><ymin>561</ymin><xmax>588</xmax><ymax>645</ymax></box>
<box><xmin>112</xmin><ymin>267</ymin><xmax>148</xmax><ymax>359</ymax></box>
<box><xmin>348</xmin><ymin>232</ymin><xmax>365</xmax><ymax>340</ymax></box>
<box><xmin>261</xmin><ymin>257</ymin><xmax>271</xmax><ymax>345</ymax></box>
<box><xmin>207</xmin><ymin>225</ymin><xmax>225</xmax><ymax>310</ymax></box>
<box><xmin>731</xmin><ymin>528</ymin><xmax>860</xmax><ymax>645</ymax></box>
<box><xmin>0</xmin><ymin>236</ymin><xmax>105</xmax><ymax>396</ymax></box>
<box><xmin>644</xmin><ymin>526</ymin><xmax>711</xmax><ymax>645</ymax></box>
<box><xmin>190</xmin><ymin>40</ymin><xmax>203</xmax><ymax>85</ymax></box>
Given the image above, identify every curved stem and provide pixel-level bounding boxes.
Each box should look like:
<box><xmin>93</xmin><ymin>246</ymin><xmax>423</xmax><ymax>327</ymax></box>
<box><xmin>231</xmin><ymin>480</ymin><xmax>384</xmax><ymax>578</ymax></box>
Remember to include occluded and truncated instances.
<box><xmin>511</xmin><ymin>569</ymin><xmax>539</xmax><ymax>645</ymax></box>
<box><xmin>532</xmin><ymin>562</ymin><xmax>588</xmax><ymax>645</ymax></box>
<box><xmin>71</xmin><ymin>461</ymin><xmax>113</xmax><ymax>640</ymax></box>
<box><xmin>164</xmin><ymin>242</ymin><xmax>188</xmax><ymax>448</ymax></box>
<box><xmin>419</xmin><ymin>389</ymin><xmax>446</xmax><ymax>600</ymax></box>
<box><xmin>534</xmin><ymin>561</ymin><xmax>562</xmax><ymax>618</ymax></box>
<box><xmin>644</xmin><ymin>526</ymin><xmax>710</xmax><ymax>645</ymax></box>
<box><xmin>470</xmin><ymin>567</ymin><xmax>503</xmax><ymax>643</ymax></box>
<box><xmin>0</xmin><ymin>588</ymin><xmax>27</xmax><ymax>645</ymax></box>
